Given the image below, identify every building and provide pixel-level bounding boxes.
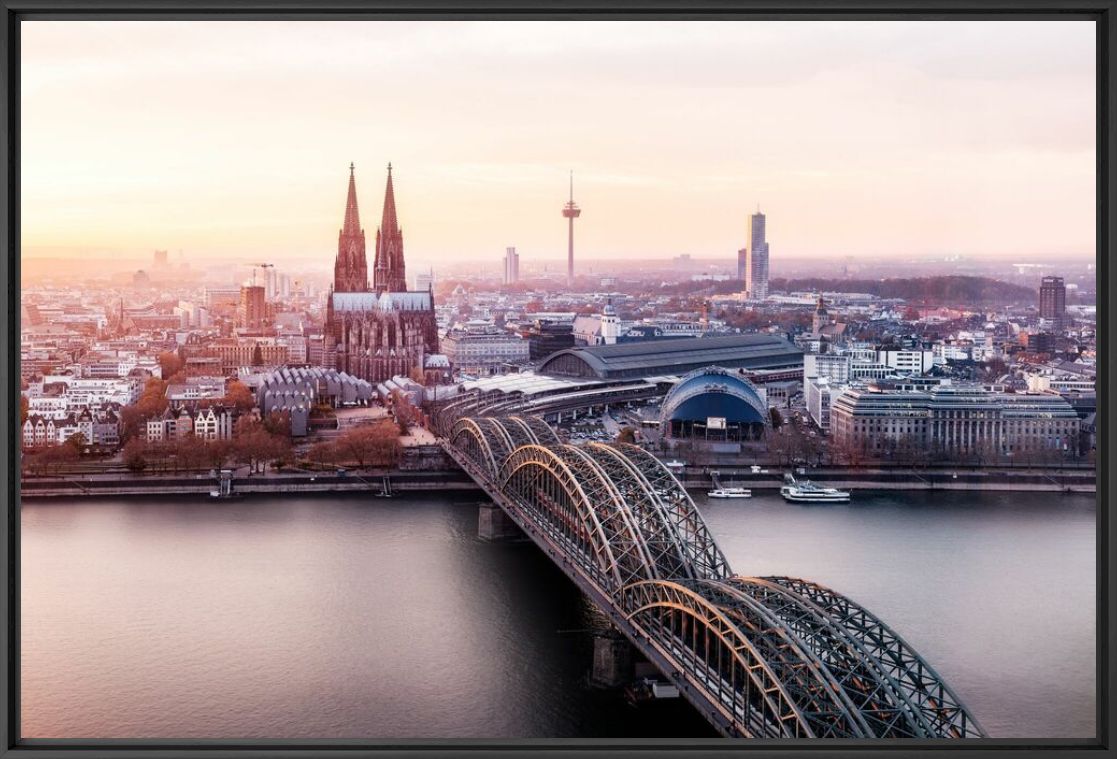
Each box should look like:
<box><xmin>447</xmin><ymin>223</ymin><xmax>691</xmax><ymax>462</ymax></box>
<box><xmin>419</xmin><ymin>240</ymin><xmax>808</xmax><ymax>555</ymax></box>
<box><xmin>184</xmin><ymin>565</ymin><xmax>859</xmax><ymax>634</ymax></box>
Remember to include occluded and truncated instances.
<box><xmin>153</xmin><ymin>250</ymin><xmax>168</xmax><ymax>268</ymax></box>
<box><xmin>804</xmin><ymin>353</ymin><xmax>852</xmax><ymax>384</ymax></box>
<box><xmin>193</xmin><ymin>406</ymin><xmax>234</xmax><ymax>442</ymax></box>
<box><xmin>737</xmin><ymin>247</ymin><xmax>748</xmax><ymax>283</ymax></box>
<box><xmin>1039</xmin><ymin>276</ymin><xmax>1067</xmax><ymax>328</ymax></box>
<box><xmin>659</xmin><ymin>366</ymin><xmax>769</xmax><ymax>440</ymax></box>
<box><xmin>538</xmin><ymin>334</ymin><xmax>803</xmax><ymax>381</ymax></box>
<box><xmin>524</xmin><ymin>320</ymin><xmax>576</xmax><ymax>361</ymax></box>
<box><xmin>23</xmin><ymin>408</ymin><xmax>121</xmax><ymax>449</ymax></box>
<box><xmin>572</xmin><ymin>299</ymin><xmax>622</xmax><ymax>346</ymax></box>
<box><xmin>876</xmin><ymin>347</ymin><xmax>935</xmax><ymax>376</ymax></box>
<box><xmin>503</xmin><ymin>247</ymin><xmax>520</xmax><ymax>285</ymax></box>
<box><xmin>805</xmin><ymin>376</ymin><xmax>836</xmax><ymax>432</ymax></box>
<box><xmin>830</xmin><ymin>383</ymin><xmax>1080</xmax><ymax>461</ymax></box>
<box><xmin>254</xmin><ymin>366</ymin><xmax>373</xmax><ymax>437</ymax></box>
<box><xmin>414</xmin><ymin>269</ymin><xmax>434</xmax><ymax>292</ymax></box>
<box><xmin>440</xmin><ymin>327</ymin><xmax>530</xmax><ymax>376</ymax></box>
<box><xmin>238</xmin><ymin>285</ymin><xmax>267</xmax><ymax>329</ymax></box>
<box><xmin>324</xmin><ymin>164</ymin><xmax>438</xmax><ymax>384</ymax></box>
<box><xmin>812</xmin><ymin>294</ymin><xmax>831</xmax><ymax>333</ymax></box>
<box><xmin>165</xmin><ymin>377</ymin><xmax>226</xmax><ymax>408</ymax></box>
<box><xmin>187</xmin><ymin>338</ymin><xmax>292</xmax><ymax>373</ymax></box>
<box><xmin>744</xmin><ymin>210</ymin><xmax>770</xmax><ymax>300</ymax></box>
<box><xmin>146</xmin><ymin>405</ymin><xmax>234</xmax><ymax>443</ymax></box>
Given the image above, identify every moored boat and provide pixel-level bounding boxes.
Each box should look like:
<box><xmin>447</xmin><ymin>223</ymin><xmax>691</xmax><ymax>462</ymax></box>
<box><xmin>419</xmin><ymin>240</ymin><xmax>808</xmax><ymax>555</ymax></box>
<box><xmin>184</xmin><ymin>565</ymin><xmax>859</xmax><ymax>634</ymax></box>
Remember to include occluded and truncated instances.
<box><xmin>780</xmin><ymin>473</ymin><xmax>850</xmax><ymax>503</ymax></box>
<box><xmin>707</xmin><ymin>487</ymin><xmax>752</xmax><ymax>499</ymax></box>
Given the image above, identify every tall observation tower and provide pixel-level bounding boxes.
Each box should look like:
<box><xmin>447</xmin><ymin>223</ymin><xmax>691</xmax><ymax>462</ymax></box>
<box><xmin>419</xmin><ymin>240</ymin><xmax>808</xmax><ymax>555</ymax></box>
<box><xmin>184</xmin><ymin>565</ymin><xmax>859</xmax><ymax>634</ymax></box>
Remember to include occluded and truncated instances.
<box><xmin>562</xmin><ymin>171</ymin><xmax>581</xmax><ymax>288</ymax></box>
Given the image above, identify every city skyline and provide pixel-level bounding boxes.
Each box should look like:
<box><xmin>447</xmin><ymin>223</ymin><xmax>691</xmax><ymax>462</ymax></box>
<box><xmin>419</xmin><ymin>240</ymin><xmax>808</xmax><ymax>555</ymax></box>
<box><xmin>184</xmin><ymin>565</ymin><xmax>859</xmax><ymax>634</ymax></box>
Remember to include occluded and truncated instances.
<box><xmin>21</xmin><ymin>20</ymin><xmax>1095</xmax><ymax>270</ymax></box>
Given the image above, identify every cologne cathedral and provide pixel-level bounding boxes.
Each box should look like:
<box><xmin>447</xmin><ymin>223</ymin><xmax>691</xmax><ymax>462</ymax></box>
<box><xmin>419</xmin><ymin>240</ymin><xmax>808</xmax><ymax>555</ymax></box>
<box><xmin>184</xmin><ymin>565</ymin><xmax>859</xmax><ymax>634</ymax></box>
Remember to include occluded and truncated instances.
<box><xmin>324</xmin><ymin>164</ymin><xmax>438</xmax><ymax>384</ymax></box>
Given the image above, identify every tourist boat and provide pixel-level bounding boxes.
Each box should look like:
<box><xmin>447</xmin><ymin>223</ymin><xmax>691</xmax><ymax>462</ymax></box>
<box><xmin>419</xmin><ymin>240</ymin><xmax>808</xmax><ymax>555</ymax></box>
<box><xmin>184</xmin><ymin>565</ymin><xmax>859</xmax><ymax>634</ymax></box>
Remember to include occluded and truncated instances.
<box><xmin>664</xmin><ymin>460</ymin><xmax>687</xmax><ymax>470</ymax></box>
<box><xmin>707</xmin><ymin>487</ymin><xmax>752</xmax><ymax>499</ymax></box>
<box><xmin>780</xmin><ymin>474</ymin><xmax>850</xmax><ymax>503</ymax></box>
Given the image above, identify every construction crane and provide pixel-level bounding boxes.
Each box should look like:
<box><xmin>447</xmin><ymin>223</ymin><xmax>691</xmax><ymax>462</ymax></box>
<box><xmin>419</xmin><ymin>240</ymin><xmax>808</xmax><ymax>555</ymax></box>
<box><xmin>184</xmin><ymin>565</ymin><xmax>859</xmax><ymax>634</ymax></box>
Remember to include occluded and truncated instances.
<box><xmin>248</xmin><ymin>262</ymin><xmax>274</xmax><ymax>287</ymax></box>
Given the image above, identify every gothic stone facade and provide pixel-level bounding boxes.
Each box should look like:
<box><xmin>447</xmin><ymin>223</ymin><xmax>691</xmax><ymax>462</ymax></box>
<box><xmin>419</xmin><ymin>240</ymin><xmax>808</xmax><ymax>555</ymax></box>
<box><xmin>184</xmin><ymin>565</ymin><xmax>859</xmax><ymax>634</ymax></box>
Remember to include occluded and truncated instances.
<box><xmin>325</xmin><ymin>164</ymin><xmax>438</xmax><ymax>384</ymax></box>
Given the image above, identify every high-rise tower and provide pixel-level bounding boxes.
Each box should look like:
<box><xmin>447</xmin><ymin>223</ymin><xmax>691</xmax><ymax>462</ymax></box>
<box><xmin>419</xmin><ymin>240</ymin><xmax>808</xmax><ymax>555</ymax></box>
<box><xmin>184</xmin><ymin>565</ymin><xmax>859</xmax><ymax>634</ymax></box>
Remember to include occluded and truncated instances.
<box><xmin>1039</xmin><ymin>275</ymin><xmax>1067</xmax><ymax>329</ymax></box>
<box><xmin>503</xmin><ymin>246</ymin><xmax>520</xmax><ymax>285</ymax></box>
<box><xmin>334</xmin><ymin>163</ymin><xmax>368</xmax><ymax>293</ymax></box>
<box><xmin>562</xmin><ymin>171</ymin><xmax>581</xmax><ymax>288</ymax></box>
<box><xmin>745</xmin><ymin>209</ymin><xmax>770</xmax><ymax>301</ymax></box>
<box><xmin>373</xmin><ymin>163</ymin><xmax>408</xmax><ymax>294</ymax></box>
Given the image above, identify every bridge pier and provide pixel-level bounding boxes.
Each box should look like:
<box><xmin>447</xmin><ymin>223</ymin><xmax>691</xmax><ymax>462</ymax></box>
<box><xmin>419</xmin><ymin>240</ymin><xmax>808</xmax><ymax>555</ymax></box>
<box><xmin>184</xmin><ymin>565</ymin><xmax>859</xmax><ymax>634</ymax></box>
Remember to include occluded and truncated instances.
<box><xmin>477</xmin><ymin>502</ymin><xmax>524</xmax><ymax>541</ymax></box>
<box><xmin>590</xmin><ymin>631</ymin><xmax>634</xmax><ymax>687</ymax></box>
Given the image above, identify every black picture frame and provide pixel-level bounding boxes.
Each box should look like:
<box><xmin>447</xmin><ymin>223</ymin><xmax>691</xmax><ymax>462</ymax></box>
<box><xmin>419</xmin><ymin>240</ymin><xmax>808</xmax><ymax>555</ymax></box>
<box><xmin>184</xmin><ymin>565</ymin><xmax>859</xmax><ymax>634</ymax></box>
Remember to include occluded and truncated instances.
<box><xmin>1</xmin><ymin>1</ymin><xmax>1111</xmax><ymax>757</ymax></box>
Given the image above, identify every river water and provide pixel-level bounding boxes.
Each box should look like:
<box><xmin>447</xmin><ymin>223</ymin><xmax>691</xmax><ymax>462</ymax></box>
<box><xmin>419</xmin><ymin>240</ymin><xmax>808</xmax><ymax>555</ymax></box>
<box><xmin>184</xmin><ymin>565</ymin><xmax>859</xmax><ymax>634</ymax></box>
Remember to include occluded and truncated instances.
<box><xmin>20</xmin><ymin>489</ymin><xmax>1096</xmax><ymax>740</ymax></box>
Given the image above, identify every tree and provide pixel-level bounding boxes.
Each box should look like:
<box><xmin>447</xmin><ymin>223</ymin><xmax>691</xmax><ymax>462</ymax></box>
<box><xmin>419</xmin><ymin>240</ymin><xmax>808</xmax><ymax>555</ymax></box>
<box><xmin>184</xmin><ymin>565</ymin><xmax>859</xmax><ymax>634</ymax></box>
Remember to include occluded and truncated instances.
<box><xmin>158</xmin><ymin>351</ymin><xmax>184</xmax><ymax>380</ymax></box>
<box><xmin>122</xmin><ymin>439</ymin><xmax>148</xmax><ymax>473</ymax></box>
<box><xmin>390</xmin><ymin>390</ymin><xmax>421</xmax><ymax>433</ymax></box>
<box><xmin>251</xmin><ymin>343</ymin><xmax>264</xmax><ymax>366</ymax></box>
<box><xmin>19</xmin><ymin>395</ymin><xmax>28</xmax><ymax>426</ymax></box>
<box><xmin>334</xmin><ymin>420</ymin><xmax>401</xmax><ymax>469</ymax></box>
<box><xmin>202</xmin><ymin>440</ymin><xmax>232</xmax><ymax>469</ymax></box>
<box><xmin>64</xmin><ymin>432</ymin><xmax>87</xmax><ymax>455</ymax></box>
<box><xmin>223</xmin><ymin>380</ymin><xmax>255</xmax><ymax>413</ymax></box>
<box><xmin>136</xmin><ymin>377</ymin><xmax>169</xmax><ymax>416</ymax></box>
<box><xmin>616</xmin><ymin>426</ymin><xmax>637</xmax><ymax>444</ymax></box>
<box><xmin>769</xmin><ymin>407</ymin><xmax>783</xmax><ymax>429</ymax></box>
<box><xmin>307</xmin><ymin>441</ymin><xmax>338</xmax><ymax>468</ymax></box>
<box><xmin>262</xmin><ymin>410</ymin><xmax>292</xmax><ymax>437</ymax></box>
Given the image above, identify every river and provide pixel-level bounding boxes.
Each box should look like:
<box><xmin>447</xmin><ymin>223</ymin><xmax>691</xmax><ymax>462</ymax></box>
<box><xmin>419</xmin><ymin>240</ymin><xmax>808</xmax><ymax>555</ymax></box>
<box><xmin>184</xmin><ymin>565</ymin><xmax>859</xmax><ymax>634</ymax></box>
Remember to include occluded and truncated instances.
<box><xmin>20</xmin><ymin>489</ymin><xmax>1095</xmax><ymax>740</ymax></box>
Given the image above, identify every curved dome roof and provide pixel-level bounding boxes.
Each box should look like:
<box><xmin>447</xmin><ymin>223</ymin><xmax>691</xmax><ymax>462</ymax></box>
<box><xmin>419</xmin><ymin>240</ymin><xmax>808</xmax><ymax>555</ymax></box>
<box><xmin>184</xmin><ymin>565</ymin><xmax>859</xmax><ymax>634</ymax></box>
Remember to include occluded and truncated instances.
<box><xmin>660</xmin><ymin>366</ymin><xmax>768</xmax><ymax>425</ymax></box>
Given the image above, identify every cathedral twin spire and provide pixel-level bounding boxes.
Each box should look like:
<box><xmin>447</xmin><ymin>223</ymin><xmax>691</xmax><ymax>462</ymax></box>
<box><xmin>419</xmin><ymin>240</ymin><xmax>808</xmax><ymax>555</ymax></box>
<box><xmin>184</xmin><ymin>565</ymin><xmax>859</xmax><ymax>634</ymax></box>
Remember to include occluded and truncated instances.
<box><xmin>333</xmin><ymin>162</ymin><xmax>407</xmax><ymax>294</ymax></box>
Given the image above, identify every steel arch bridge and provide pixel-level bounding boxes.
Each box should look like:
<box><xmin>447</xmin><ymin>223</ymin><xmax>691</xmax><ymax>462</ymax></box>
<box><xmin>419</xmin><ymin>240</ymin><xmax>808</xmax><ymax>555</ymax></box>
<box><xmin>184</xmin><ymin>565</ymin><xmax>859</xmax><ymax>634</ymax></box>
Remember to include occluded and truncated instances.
<box><xmin>439</xmin><ymin>411</ymin><xmax>983</xmax><ymax>739</ymax></box>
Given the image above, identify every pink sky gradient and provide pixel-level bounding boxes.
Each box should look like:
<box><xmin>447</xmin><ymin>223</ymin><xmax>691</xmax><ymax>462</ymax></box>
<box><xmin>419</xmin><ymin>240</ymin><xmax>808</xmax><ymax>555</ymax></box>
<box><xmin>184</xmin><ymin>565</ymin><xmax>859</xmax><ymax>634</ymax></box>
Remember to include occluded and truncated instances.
<box><xmin>21</xmin><ymin>20</ymin><xmax>1096</xmax><ymax>271</ymax></box>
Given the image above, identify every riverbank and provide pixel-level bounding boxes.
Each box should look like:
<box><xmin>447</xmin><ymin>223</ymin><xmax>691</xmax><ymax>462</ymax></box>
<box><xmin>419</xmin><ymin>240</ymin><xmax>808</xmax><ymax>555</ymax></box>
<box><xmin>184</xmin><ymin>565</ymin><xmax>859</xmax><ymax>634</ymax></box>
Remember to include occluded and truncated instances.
<box><xmin>21</xmin><ymin>464</ymin><xmax>1095</xmax><ymax>498</ymax></box>
<box><xmin>20</xmin><ymin>470</ymin><xmax>481</xmax><ymax>498</ymax></box>
<box><xmin>679</xmin><ymin>466</ymin><xmax>1095</xmax><ymax>494</ymax></box>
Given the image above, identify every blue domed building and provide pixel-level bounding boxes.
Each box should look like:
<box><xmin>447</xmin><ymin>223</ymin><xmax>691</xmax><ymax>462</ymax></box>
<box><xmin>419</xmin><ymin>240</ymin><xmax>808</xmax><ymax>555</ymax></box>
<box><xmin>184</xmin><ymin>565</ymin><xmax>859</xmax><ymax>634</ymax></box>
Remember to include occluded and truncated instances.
<box><xmin>659</xmin><ymin>366</ymin><xmax>769</xmax><ymax>440</ymax></box>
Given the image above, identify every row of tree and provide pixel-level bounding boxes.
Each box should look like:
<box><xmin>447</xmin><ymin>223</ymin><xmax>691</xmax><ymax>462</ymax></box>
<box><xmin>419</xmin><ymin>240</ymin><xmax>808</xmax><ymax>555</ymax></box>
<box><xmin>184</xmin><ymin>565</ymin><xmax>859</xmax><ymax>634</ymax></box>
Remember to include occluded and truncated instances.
<box><xmin>305</xmin><ymin>420</ymin><xmax>401</xmax><ymax>470</ymax></box>
<box><xmin>121</xmin><ymin>414</ymin><xmax>293</xmax><ymax>474</ymax></box>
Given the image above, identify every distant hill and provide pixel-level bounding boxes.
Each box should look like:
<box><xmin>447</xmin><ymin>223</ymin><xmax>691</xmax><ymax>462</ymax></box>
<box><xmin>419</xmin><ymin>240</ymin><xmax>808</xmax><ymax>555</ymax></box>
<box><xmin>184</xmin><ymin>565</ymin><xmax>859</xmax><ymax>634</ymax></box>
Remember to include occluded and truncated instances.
<box><xmin>767</xmin><ymin>275</ymin><xmax>1036</xmax><ymax>306</ymax></box>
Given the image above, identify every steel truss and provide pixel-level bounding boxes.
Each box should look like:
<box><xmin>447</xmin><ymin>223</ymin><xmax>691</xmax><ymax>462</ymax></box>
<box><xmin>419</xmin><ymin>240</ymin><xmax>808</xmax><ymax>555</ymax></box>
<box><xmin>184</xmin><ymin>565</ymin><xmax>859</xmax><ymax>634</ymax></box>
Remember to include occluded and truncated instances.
<box><xmin>438</xmin><ymin>409</ymin><xmax>984</xmax><ymax>740</ymax></box>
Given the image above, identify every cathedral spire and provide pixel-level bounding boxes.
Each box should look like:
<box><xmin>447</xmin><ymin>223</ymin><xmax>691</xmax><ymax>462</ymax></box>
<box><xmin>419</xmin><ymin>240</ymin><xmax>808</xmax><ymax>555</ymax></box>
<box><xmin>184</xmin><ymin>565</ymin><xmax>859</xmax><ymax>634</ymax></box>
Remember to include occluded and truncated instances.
<box><xmin>381</xmin><ymin>162</ymin><xmax>399</xmax><ymax>240</ymax></box>
<box><xmin>343</xmin><ymin>162</ymin><xmax>361</xmax><ymax>236</ymax></box>
<box><xmin>334</xmin><ymin>162</ymin><xmax>368</xmax><ymax>292</ymax></box>
<box><xmin>373</xmin><ymin>162</ymin><xmax>407</xmax><ymax>293</ymax></box>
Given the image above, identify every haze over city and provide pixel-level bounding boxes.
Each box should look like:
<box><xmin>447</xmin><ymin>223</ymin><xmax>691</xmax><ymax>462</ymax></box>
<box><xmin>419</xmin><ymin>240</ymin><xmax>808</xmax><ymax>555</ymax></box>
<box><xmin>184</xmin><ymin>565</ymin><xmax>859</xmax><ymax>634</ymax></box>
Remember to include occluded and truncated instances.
<box><xmin>21</xmin><ymin>20</ymin><xmax>1095</xmax><ymax>272</ymax></box>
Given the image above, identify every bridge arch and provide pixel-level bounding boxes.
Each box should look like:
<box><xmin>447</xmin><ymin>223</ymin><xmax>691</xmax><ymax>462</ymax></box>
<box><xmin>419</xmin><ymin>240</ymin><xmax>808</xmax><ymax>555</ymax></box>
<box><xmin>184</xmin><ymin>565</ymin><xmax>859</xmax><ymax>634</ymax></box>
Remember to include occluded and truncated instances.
<box><xmin>737</xmin><ymin>576</ymin><xmax>984</xmax><ymax>738</ymax></box>
<box><xmin>621</xmin><ymin>579</ymin><xmax>815</xmax><ymax>738</ymax></box>
<box><xmin>611</xmin><ymin>443</ymin><xmax>731</xmax><ymax>580</ymax></box>
<box><xmin>498</xmin><ymin>444</ymin><xmax>627</xmax><ymax>592</ymax></box>
<box><xmin>448</xmin><ymin>417</ymin><xmax>501</xmax><ymax>478</ymax></box>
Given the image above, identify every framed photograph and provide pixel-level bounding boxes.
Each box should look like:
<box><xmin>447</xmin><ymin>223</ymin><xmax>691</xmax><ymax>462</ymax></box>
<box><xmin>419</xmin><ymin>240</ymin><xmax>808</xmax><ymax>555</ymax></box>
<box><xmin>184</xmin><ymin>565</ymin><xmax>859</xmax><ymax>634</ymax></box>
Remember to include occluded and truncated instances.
<box><xmin>3</xmin><ymin>1</ymin><xmax>1112</xmax><ymax>757</ymax></box>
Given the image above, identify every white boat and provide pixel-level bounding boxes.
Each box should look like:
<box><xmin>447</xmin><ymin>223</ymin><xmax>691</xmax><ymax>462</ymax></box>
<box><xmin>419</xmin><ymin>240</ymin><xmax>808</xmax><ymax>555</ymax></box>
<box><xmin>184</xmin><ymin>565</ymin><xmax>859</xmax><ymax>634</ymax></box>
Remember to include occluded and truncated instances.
<box><xmin>707</xmin><ymin>487</ymin><xmax>752</xmax><ymax>499</ymax></box>
<box><xmin>780</xmin><ymin>474</ymin><xmax>850</xmax><ymax>503</ymax></box>
<box><xmin>664</xmin><ymin>460</ymin><xmax>687</xmax><ymax>469</ymax></box>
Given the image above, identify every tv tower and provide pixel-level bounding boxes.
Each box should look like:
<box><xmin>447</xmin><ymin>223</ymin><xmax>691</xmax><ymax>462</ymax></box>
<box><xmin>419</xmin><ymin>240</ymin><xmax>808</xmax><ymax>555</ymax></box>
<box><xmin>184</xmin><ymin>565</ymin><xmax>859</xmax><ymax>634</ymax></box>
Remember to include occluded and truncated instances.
<box><xmin>562</xmin><ymin>171</ymin><xmax>581</xmax><ymax>288</ymax></box>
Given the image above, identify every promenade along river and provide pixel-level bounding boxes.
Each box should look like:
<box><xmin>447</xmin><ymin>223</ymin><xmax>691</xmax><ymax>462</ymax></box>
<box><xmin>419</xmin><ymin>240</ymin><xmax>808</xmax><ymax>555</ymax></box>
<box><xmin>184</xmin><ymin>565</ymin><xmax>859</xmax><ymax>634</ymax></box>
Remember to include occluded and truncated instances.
<box><xmin>21</xmin><ymin>489</ymin><xmax>1095</xmax><ymax>740</ymax></box>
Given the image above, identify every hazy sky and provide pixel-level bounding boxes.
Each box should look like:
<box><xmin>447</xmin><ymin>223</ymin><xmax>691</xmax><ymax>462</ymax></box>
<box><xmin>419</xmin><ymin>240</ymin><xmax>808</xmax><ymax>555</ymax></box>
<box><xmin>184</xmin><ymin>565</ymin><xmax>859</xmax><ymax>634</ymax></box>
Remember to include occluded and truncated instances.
<box><xmin>22</xmin><ymin>20</ymin><xmax>1096</xmax><ymax>271</ymax></box>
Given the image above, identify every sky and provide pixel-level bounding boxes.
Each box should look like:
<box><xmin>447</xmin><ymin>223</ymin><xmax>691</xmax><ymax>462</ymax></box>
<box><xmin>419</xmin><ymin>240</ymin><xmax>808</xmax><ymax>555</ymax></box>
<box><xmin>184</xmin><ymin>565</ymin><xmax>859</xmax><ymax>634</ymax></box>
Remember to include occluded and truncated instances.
<box><xmin>21</xmin><ymin>20</ymin><xmax>1096</xmax><ymax>272</ymax></box>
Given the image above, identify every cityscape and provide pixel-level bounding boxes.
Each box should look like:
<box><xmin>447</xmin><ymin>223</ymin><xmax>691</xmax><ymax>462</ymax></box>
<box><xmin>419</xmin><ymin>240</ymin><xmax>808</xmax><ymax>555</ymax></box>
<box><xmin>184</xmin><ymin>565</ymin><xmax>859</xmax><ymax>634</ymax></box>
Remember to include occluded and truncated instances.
<box><xmin>18</xmin><ymin>19</ymin><xmax>1096</xmax><ymax>743</ymax></box>
<box><xmin>19</xmin><ymin>166</ymin><xmax>1097</xmax><ymax>478</ymax></box>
